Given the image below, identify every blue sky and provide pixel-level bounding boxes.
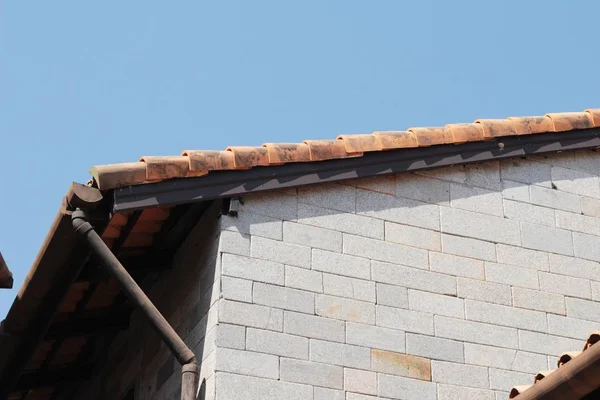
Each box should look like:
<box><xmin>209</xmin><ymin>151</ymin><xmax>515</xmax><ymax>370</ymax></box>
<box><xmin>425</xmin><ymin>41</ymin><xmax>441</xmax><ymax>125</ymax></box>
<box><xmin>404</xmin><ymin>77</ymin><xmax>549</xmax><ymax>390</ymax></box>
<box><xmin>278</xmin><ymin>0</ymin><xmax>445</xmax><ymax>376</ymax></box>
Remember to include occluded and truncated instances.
<box><xmin>0</xmin><ymin>0</ymin><xmax>598</xmax><ymax>318</ymax></box>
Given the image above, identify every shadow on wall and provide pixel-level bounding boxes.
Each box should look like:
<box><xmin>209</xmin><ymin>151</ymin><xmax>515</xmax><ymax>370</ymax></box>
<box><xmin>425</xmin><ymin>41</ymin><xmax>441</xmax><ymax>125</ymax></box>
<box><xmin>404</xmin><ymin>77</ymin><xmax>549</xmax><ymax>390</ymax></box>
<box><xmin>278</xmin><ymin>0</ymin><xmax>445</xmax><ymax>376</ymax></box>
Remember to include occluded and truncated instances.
<box><xmin>198</xmin><ymin>378</ymin><xmax>206</xmax><ymax>399</ymax></box>
<box><xmin>147</xmin><ymin>203</ymin><xmax>221</xmax><ymax>400</ymax></box>
<box><xmin>72</xmin><ymin>202</ymin><xmax>222</xmax><ymax>400</ymax></box>
<box><xmin>319</xmin><ymin>150</ymin><xmax>600</xmax><ymax>216</ymax></box>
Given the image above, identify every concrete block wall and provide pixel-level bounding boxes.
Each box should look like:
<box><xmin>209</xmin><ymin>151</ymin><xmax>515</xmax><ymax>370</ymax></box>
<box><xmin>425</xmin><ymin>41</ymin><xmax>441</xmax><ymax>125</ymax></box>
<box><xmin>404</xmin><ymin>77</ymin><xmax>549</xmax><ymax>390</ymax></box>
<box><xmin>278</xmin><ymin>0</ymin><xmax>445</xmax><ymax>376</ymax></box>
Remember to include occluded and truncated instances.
<box><xmin>74</xmin><ymin>203</ymin><xmax>222</xmax><ymax>400</ymax></box>
<box><xmin>214</xmin><ymin>150</ymin><xmax>600</xmax><ymax>400</ymax></box>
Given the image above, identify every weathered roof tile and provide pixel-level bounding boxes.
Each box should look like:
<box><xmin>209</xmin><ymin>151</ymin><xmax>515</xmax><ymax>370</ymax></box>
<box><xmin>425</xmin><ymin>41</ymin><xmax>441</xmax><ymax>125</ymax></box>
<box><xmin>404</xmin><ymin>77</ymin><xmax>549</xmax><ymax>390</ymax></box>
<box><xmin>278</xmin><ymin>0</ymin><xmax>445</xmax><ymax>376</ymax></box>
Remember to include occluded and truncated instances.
<box><xmin>262</xmin><ymin>143</ymin><xmax>311</xmax><ymax>164</ymax></box>
<box><xmin>225</xmin><ymin>146</ymin><xmax>270</xmax><ymax>169</ymax></box>
<box><xmin>546</xmin><ymin>112</ymin><xmax>594</xmax><ymax>132</ymax></box>
<box><xmin>475</xmin><ymin>119</ymin><xmax>517</xmax><ymax>138</ymax></box>
<box><xmin>507</xmin><ymin>116</ymin><xmax>555</xmax><ymax>135</ymax></box>
<box><xmin>139</xmin><ymin>156</ymin><xmax>191</xmax><ymax>181</ymax></box>
<box><xmin>409</xmin><ymin>126</ymin><xmax>453</xmax><ymax>146</ymax></box>
<box><xmin>445</xmin><ymin>123</ymin><xmax>484</xmax><ymax>143</ymax></box>
<box><xmin>89</xmin><ymin>107</ymin><xmax>600</xmax><ymax>190</ymax></box>
<box><xmin>337</xmin><ymin>134</ymin><xmax>383</xmax><ymax>153</ymax></box>
<box><xmin>183</xmin><ymin>150</ymin><xmax>234</xmax><ymax>172</ymax></box>
<box><xmin>372</xmin><ymin>131</ymin><xmax>418</xmax><ymax>150</ymax></box>
<box><xmin>89</xmin><ymin>162</ymin><xmax>147</xmax><ymax>190</ymax></box>
<box><xmin>585</xmin><ymin>109</ymin><xmax>600</xmax><ymax>127</ymax></box>
<box><xmin>557</xmin><ymin>351</ymin><xmax>581</xmax><ymax>366</ymax></box>
<box><xmin>510</xmin><ymin>331</ymin><xmax>600</xmax><ymax>398</ymax></box>
<box><xmin>303</xmin><ymin>139</ymin><xmax>360</xmax><ymax>161</ymax></box>
<box><xmin>510</xmin><ymin>385</ymin><xmax>533</xmax><ymax>398</ymax></box>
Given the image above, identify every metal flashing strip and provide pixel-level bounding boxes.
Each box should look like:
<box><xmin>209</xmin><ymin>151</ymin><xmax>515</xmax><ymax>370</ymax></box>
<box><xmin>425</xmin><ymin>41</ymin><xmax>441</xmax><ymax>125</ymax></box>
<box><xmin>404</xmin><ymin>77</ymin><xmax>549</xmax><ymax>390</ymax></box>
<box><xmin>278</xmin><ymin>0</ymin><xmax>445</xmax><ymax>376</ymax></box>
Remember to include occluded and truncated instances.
<box><xmin>113</xmin><ymin>128</ymin><xmax>600</xmax><ymax>212</ymax></box>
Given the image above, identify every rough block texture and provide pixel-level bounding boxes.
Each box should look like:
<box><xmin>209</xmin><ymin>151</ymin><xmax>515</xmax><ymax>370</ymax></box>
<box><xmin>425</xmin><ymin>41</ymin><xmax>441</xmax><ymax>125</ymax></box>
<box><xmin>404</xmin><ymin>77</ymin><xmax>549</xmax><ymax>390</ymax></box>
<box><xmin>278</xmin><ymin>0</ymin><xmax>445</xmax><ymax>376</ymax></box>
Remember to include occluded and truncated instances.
<box><xmin>210</xmin><ymin>155</ymin><xmax>600</xmax><ymax>399</ymax></box>
<box><xmin>95</xmin><ymin>151</ymin><xmax>600</xmax><ymax>400</ymax></box>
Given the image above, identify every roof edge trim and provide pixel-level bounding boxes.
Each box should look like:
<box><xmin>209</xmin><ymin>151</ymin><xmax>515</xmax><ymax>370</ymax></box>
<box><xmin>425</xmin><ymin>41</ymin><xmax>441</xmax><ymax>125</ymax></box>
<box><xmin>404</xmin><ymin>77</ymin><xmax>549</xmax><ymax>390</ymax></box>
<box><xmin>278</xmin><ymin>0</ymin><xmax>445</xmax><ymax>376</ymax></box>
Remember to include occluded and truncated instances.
<box><xmin>113</xmin><ymin>127</ymin><xmax>600</xmax><ymax>212</ymax></box>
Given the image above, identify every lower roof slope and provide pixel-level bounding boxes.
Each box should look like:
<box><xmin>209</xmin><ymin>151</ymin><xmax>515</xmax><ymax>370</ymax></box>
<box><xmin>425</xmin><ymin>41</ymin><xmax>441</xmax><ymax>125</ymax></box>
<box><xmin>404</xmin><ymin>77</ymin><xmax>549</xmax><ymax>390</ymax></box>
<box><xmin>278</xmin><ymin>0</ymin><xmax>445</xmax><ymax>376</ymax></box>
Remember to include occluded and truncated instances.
<box><xmin>510</xmin><ymin>332</ymin><xmax>600</xmax><ymax>399</ymax></box>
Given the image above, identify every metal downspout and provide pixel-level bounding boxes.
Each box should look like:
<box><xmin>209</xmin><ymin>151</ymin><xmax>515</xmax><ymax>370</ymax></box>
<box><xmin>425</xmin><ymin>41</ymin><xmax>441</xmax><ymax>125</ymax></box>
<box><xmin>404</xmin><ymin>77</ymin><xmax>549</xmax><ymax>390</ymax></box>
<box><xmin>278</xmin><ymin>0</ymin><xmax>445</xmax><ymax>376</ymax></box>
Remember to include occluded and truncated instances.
<box><xmin>71</xmin><ymin>209</ymin><xmax>199</xmax><ymax>400</ymax></box>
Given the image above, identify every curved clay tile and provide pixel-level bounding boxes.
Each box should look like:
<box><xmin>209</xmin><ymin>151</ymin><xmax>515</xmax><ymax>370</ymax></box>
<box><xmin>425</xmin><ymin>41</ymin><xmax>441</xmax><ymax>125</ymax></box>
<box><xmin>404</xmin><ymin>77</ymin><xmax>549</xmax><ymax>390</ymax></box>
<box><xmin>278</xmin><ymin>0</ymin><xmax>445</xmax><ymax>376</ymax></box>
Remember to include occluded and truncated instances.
<box><xmin>507</xmin><ymin>116</ymin><xmax>555</xmax><ymax>135</ymax></box>
<box><xmin>262</xmin><ymin>143</ymin><xmax>311</xmax><ymax>164</ymax></box>
<box><xmin>90</xmin><ymin>162</ymin><xmax>147</xmax><ymax>190</ymax></box>
<box><xmin>445</xmin><ymin>123</ymin><xmax>484</xmax><ymax>143</ymax></box>
<box><xmin>534</xmin><ymin>370</ymin><xmax>555</xmax><ymax>383</ymax></box>
<box><xmin>408</xmin><ymin>127</ymin><xmax>453</xmax><ymax>147</ymax></box>
<box><xmin>139</xmin><ymin>156</ymin><xmax>191</xmax><ymax>181</ymax></box>
<box><xmin>510</xmin><ymin>385</ymin><xmax>532</xmax><ymax>398</ymax></box>
<box><xmin>337</xmin><ymin>134</ymin><xmax>383</xmax><ymax>153</ymax></box>
<box><xmin>557</xmin><ymin>351</ymin><xmax>581</xmax><ymax>367</ymax></box>
<box><xmin>546</xmin><ymin>112</ymin><xmax>594</xmax><ymax>132</ymax></box>
<box><xmin>372</xmin><ymin>131</ymin><xmax>418</xmax><ymax>150</ymax></box>
<box><xmin>509</xmin><ymin>330</ymin><xmax>600</xmax><ymax>398</ymax></box>
<box><xmin>585</xmin><ymin>109</ymin><xmax>600</xmax><ymax>127</ymax></box>
<box><xmin>475</xmin><ymin>119</ymin><xmax>517</xmax><ymax>139</ymax></box>
<box><xmin>225</xmin><ymin>146</ymin><xmax>270</xmax><ymax>169</ymax></box>
<box><xmin>303</xmin><ymin>139</ymin><xmax>360</xmax><ymax>161</ymax></box>
<box><xmin>183</xmin><ymin>150</ymin><xmax>235</xmax><ymax>172</ymax></box>
<box><xmin>584</xmin><ymin>331</ymin><xmax>600</xmax><ymax>350</ymax></box>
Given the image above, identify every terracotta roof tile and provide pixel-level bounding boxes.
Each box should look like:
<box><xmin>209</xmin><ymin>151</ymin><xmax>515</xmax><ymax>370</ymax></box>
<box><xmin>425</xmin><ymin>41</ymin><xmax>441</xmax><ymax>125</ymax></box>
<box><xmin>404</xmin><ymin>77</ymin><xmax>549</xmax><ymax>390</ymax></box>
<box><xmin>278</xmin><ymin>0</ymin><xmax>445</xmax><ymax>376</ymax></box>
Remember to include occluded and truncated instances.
<box><xmin>183</xmin><ymin>150</ymin><xmax>234</xmax><ymax>172</ymax></box>
<box><xmin>372</xmin><ymin>131</ymin><xmax>418</xmax><ymax>150</ymax></box>
<box><xmin>546</xmin><ymin>112</ymin><xmax>594</xmax><ymax>132</ymax></box>
<box><xmin>262</xmin><ymin>143</ymin><xmax>311</xmax><ymax>164</ymax></box>
<box><xmin>225</xmin><ymin>146</ymin><xmax>270</xmax><ymax>169</ymax></box>
<box><xmin>337</xmin><ymin>134</ymin><xmax>383</xmax><ymax>153</ymax></box>
<box><xmin>510</xmin><ymin>385</ymin><xmax>533</xmax><ymax>398</ymax></box>
<box><xmin>510</xmin><ymin>331</ymin><xmax>600</xmax><ymax>398</ymax></box>
<box><xmin>584</xmin><ymin>331</ymin><xmax>600</xmax><ymax>349</ymax></box>
<box><xmin>475</xmin><ymin>119</ymin><xmax>517</xmax><ymax>138</ymax></box>
<box><xmin>89</xmin><ymin>107</ymin><xmax>600</xmax><ymax>190</ymax></box>
<box><xmin>557</xmin><ymin>351</ymin><xmax>581</xmax><ymax>367</ymax></box>
<box><xmin>534</xmin><ymin>370</ymin><xmax>554</xmax><ymax>383</ymax></box>
<box><xmin>408</xmin><ymin>126</ymin><xmax>453</xmax><ymax>147</ymax></box>
<box><xmin>445</xmin><ymin>123</ymin><xmax>484</xmax><ymax>143</ymax></box>
<box><xmin>507</xmin><ymin>116</ymin><xmax>555</xmax><ymax>135</ymax></box>
<box><xmin>586</xmin><ymin>109</ymin><xmax>600</xmax><ymax>127</ymax></box>
<box><xmin>303</xmin><ymin>139</ymin><xmax>361</xmax><ymax>161</ymax></box>
<box><xmin>139</xmin><ymin>156</ymin><xmax>191</xmax><ymax>181</ymax></box>
<box><xmin>90</xmin><ymin>162</ymin><xmax>147</xmax><ymax>189</ymax></box>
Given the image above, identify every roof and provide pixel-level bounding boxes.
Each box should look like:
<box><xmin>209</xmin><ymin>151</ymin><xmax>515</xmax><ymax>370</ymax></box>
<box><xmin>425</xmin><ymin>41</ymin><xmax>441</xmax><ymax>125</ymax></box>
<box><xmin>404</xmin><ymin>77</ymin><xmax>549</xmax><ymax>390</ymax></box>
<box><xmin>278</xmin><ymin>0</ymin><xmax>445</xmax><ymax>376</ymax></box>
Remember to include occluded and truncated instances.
<box><xmin>3</xmin><ymin>107</ymin><xmax>600</xmax><ymax>399</ymax></box>
<box><xmin>510</xmin><ymin>332</ymin><xmax>600</xmax><ymax>398</ymax></box>
<box><xmin>0</xmin><ymin>195</ymin><xmax>214</xmax><ymax>399</ymax></box>
<box><xmin>0</xmin><ymin>251</ymin><xmax>13</xmax><ymax>289</ymax></box>
<box><xmin>90</xmin><ymin>108</ymin><xmax>600</xmax><ymax>190</ymax></box>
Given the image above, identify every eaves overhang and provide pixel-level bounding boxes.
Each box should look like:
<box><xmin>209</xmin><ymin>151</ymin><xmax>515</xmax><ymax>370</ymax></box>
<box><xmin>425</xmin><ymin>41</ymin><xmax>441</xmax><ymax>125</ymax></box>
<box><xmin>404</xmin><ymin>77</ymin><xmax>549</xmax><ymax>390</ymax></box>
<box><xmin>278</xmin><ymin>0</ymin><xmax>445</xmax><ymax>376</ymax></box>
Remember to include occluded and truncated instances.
<box><xmin>112</xmin><ymin>127</ymin><xmax>600</xmax><ymax>212</ymax></box>
<box><xmin>0</xmin><ymin>182</ymin><xmax>215</xmax><ymax>400</ymax></box>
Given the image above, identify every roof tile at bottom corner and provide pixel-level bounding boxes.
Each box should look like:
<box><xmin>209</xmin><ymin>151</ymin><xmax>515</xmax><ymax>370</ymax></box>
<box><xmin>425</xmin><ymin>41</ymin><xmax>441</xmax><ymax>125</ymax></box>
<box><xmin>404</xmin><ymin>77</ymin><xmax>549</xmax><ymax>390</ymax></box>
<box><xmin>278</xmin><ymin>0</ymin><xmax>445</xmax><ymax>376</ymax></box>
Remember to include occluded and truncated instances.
<box><xmin>509</xmin><ymin>331</ymin><xmax>600</xmax><ymax>398</ymax></box>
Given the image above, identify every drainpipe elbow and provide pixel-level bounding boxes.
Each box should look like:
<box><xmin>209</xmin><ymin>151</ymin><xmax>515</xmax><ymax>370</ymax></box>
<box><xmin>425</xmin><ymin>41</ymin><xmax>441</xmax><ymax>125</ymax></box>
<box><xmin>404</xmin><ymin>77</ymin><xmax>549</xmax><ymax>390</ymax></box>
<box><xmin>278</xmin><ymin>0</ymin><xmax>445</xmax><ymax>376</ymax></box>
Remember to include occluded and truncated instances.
<box><xmin>71</xmin><ymin>209</ymin><xmax>94</xmax><ymax>236</ymax></box>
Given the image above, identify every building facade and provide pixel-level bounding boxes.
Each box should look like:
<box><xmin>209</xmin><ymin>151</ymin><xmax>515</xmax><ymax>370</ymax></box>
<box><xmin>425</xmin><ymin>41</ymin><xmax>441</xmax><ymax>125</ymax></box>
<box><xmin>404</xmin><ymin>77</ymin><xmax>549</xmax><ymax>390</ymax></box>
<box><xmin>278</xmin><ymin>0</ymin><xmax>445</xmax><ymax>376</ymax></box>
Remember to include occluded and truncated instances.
<box><xmin>79</xmin><ymin>151</ymin><xmax>600</xmax><ymax>399</ymax></box>
<box><xmin>4</xmin><ymin>109</ymin><xmax>600</xmax><ymax>399</ymax></box>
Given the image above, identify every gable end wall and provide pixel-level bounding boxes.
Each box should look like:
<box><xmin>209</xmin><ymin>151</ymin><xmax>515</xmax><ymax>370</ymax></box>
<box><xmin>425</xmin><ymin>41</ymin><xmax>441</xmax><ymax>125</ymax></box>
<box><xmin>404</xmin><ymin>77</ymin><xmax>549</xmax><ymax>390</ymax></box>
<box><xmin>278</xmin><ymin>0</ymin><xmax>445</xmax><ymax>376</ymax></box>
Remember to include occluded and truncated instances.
<box><xmin>214</xmin><ymin>150</ymin><xmax>600</xmax><ymax>400</ymax></box>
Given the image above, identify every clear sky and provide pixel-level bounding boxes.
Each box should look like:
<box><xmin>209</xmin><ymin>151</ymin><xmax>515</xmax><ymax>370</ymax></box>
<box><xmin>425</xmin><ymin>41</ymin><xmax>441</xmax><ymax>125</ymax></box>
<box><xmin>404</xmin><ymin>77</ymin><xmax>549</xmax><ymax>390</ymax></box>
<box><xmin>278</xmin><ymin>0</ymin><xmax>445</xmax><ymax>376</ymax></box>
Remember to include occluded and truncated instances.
<box><xmin>1</xmin><ymin>0</ymin><xmax>598</xmax><ymax>318</ymax></box>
